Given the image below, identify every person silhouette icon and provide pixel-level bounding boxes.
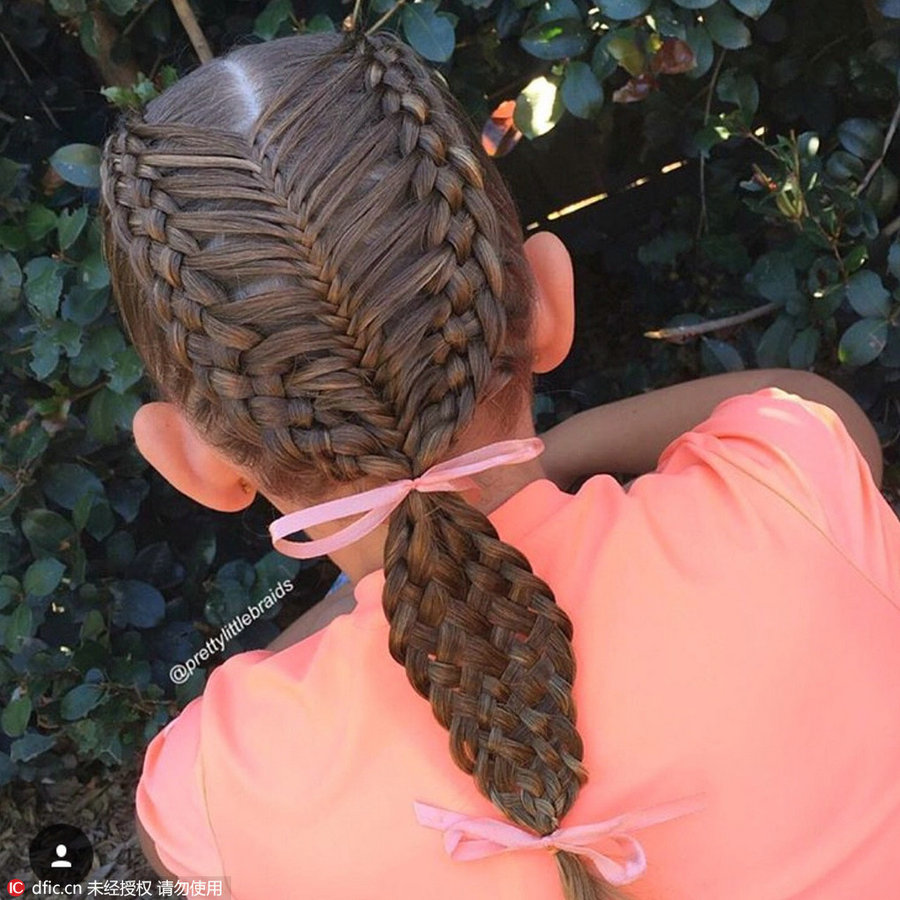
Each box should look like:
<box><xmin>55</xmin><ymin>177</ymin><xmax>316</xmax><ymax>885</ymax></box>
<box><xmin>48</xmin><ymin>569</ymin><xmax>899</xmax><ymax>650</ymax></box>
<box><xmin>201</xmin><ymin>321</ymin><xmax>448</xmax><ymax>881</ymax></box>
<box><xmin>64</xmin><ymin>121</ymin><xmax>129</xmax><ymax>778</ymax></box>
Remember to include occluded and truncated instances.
<box><xmin>50</xmin><ymin>844</ymin><xmax>72</xmax><ymax>868</ymax></box>
<box><xmin>29</xmin><ymin>824</ymin><xmax>92</xmax><ymax>885</ymax></box>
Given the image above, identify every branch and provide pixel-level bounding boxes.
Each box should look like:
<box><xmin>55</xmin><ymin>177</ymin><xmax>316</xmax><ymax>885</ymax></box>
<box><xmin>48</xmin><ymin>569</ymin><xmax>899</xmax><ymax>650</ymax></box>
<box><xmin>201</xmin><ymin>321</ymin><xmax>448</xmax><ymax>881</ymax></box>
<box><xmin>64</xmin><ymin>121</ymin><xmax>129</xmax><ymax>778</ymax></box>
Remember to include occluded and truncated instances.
<box><xmin>170</xmin><ymin>0</ymin><xmax>213</xmax><ymax>64</ymax></box>
<box><xmin>856</xmin><ymin>94</ymin><xmax>900</xmax><ymax>197</ymax></box>
<box><xmin>90</xmin><ymin>8</ymin><xmax>141</xmax><ymax>87</ymax></box>
<box><xmin>882</xmin><ymin>212</ymin><xmax>900</xmax><ymax>239</ymax></box>
<box><xmin>365</xmin><ymin>0</ymin><xmax>406</xmax><ymax>36</ymax></box>
<box><xmin>696</xmin><ymin>51</ymin><xmax>727</xmax><ymax>242</ymax></box>
<box><xmin>348</xmin><ymin>0</ymin><xmax>364</xmax><ymax>32</ymax></box>
<box><xmin>644</xmin><ymin>302</ymin><xmax>778</xmax><ymax>344</ymax></box>
<box><xmin>0</xmin><ymin>32</ymin><xmax>62</xmax><ymax>130</ymax></box>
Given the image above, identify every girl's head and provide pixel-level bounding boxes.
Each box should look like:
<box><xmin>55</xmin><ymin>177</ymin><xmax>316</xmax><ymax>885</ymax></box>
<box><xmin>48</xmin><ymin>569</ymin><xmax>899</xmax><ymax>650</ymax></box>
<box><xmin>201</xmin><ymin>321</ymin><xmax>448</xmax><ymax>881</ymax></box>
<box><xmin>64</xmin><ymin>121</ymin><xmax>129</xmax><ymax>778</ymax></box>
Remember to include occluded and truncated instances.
<box><xmin>99</xmin><ymin>29</ymin><xmax>620</xmax><ymax>899</ymax></box>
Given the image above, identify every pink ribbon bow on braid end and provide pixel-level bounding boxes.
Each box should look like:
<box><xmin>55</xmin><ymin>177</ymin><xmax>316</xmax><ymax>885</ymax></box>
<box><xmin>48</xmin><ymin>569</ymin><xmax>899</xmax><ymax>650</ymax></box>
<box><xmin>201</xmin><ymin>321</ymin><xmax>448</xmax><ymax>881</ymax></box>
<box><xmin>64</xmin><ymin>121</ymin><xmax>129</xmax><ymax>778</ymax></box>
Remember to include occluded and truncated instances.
<box><xmin>413</xmin><ymin>795</ymin><xmax>706</xmax><ymax>886</ymax></box>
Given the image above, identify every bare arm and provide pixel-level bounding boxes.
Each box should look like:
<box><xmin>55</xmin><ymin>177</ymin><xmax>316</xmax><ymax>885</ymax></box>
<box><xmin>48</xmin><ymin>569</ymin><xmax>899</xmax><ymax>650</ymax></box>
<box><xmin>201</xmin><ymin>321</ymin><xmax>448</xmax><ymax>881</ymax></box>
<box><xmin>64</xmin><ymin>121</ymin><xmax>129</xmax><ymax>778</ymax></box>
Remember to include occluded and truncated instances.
<box><xmin>540</xmin><ymin>368</ymin><xmax>883</xmax><ymax>489</ymax></box>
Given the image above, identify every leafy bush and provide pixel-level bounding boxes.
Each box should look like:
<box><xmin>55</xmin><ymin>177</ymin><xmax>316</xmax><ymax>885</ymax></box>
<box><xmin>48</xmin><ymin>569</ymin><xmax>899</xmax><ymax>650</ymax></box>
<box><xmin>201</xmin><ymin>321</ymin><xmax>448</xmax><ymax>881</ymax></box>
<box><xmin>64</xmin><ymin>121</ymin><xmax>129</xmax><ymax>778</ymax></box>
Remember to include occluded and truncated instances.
<box><xmin>2</xmin><ymin>0</ymin><xmax>899</xmax><ymax>787</ymax></box>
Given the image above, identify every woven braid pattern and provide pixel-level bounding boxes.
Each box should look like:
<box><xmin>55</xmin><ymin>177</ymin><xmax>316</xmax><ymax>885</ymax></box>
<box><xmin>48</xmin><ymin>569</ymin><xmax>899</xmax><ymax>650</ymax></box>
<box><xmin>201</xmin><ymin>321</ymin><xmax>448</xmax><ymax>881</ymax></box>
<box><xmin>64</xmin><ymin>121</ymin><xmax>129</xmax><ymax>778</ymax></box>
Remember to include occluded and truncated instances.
<box><xmin>355</xmin><ymin>33</ymin><xmax>588</xmax><ymax>836</ymax></box>
<box><xmin>99</xmin><ymin>29</ymin><xmax>589</xmax><ymax>841</ymax></box>
<box><xmin>100</xmin><ymin>99</ymin><xmax>414</xmax><ymax>486</ymax></box>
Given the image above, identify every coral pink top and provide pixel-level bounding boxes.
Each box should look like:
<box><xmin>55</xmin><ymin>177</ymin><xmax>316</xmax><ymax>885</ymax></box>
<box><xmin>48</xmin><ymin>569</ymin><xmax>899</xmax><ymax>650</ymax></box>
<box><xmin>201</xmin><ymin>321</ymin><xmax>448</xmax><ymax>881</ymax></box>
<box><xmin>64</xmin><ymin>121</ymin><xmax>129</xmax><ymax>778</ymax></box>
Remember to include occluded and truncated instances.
<box><xmin>137</xmin><ymin>388</ymin><xmax>900</xmax><ymax>899</ymax></box>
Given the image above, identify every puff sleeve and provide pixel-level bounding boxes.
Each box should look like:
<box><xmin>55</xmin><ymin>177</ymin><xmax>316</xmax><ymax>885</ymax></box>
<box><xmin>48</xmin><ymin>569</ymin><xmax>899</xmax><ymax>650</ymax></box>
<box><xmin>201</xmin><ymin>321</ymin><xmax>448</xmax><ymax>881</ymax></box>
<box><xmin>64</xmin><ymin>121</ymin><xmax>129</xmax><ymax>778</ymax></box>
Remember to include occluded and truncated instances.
<box><xmin>657</xmin><ymin>386</ymin><xmax>899</xmax><ymax>604</ymax></box>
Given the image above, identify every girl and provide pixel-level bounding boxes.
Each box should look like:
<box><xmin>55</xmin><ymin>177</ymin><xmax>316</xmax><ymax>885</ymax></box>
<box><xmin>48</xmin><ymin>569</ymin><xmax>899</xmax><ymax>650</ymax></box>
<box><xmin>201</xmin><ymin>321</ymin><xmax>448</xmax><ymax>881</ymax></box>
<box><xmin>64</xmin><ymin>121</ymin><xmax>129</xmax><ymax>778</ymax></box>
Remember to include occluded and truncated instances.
<box><xmin>99</xmin><ymin>29</ymin><xmax>900</xmax><ymax>900</ymax></box>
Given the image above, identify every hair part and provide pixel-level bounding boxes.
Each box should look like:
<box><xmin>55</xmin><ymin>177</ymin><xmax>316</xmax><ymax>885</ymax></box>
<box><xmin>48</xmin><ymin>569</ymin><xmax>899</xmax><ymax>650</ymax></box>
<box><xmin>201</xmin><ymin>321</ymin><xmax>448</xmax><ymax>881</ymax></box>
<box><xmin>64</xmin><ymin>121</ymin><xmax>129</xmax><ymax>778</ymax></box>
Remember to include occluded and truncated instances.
<box><xmin>100</xmin><ymin>29</ymin><xmax>623</xmax><ymax>899</ymax></box>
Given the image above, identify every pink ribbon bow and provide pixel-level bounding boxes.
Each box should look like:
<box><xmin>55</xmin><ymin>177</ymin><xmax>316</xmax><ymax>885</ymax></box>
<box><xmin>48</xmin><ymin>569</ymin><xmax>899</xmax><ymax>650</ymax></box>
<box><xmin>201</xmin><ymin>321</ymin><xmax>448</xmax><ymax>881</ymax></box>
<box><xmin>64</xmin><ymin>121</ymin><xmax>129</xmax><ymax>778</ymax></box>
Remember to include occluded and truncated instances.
<box><xmin>413</xmin><ymin>795</ymin><xmax>706</xmax><ymax>886</ymax></box>
<box><xmin>269</xmin><ymin>437</ymin><xmax>545</xmax><ymax>559</ymax></box>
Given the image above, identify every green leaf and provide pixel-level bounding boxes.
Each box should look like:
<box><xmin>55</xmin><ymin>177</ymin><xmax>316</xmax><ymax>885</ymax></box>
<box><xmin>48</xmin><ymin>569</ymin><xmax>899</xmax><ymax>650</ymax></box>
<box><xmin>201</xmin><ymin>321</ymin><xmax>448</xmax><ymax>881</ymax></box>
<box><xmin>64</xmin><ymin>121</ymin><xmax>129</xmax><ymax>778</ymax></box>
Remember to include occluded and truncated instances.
<box><xmin>704</xmin><ymin>2</ymin><xmax>751</xmax><ymax>49</ymax></box>
<box><xmin>107</xmin><ymin>478</ymin><xmax>149</xmax><ymax>522</ymax></box>
<box><xmin>103</xmin><ymin>0</ymin><xmax>139</xmax><ymax>14</ymax></box>
<box><xmin>107</xmin><ymin>347</ymin><xmax>144</xmax><ymax>393</ymax></box>
<box><xmin>520</xmin><ymin>19</ymin><xmax>590</xmax><ymax>59</ymax></box>
<box><xmin>880</xmin><ymin>324</ymin><xmax>900</xmax><ymax>366</ymax></box>
<box><xmin>23</xmin><ymin>257</ymin><xmax>64</xmax><ymax>319</ymax></box>
<box><xmin>727</xmin><ymin>0</ymin><xmax>771</xmax><ymax>17</ymax></box>
<box><xmin>52</xmin><ymin>319</ymin><xmax>83</xmax><ymax>358</ymax></box>
<box><xmin>305</xmin><ymin>12</ymin><xmax>336</xmax><ymax>31</ymax></box>
<box><xmin>591</xmin><ymin>42</ymin><xmax>619</xmax><ymax>80</ymax></box>
<box><xmin>514</xmin><ymin>75</ymin><xmax>565</xmax><ymax>138</ymax></box>
<box><xmin>837</xmin><ymin>119</ymin><xmax>883</xmax><ymax>162</ymax></box>
<box><xmin>78</xmin><ymin>250</ymin><xmax>110</xmax><ymax>291</ymax></box>
<box><xmin>748</xmin><ymin>252</ymin><xmax>799</xmax><ymax>305</ymax></box>
<box><xmin>888</xmin><ymin>240</ymin><xmax>900</xmax><ymax>280</ymax></box>
<box><xmin>80</xmin><ymin>609</ymin><xmax>106</xmax><ymax>641</ymax></box>
<box><xmin>531</xmin><ymin>0</ymin><xmax>581</xmax><ymax>25</ymax></box>
<box><xmin>0</xmin><ymin>225</ymin><xmax>27</xmax><ymax>253</ymax></box>
<box><xmin>87</xmin><ymin>388</ymin><xmax>140</xmax><ymax>442</ymax></box>
<box><xmin>684</xmin><ymin>25</ymin><xmax>714</xmax><ymax>78</ymax></box>
<box><xmin>21</xmin><ymin>509</ymin><xmax>76</xmax><ymax>557</ymax></box>
<box><xmin>604</xmin><ymin>30</ymin><xmax>646</xmax><ymax>76</ymax></box>
<box><xmin>4</xmin><ymin>603</ymin><xmax>34</xmax><ymax>653</ymax></box>
<box><xmin>49</xmin><ymin>144</ymin><xmax>101</xmax><ymax>189</ymax></box>
<box><xmin>755</xmin><ymin>314</ymin><xmax>796</xmax><ymax>367</ymax></box>
<box><xmin>57</xmin><ymin>206</ymin><xmax>88</xmax><ymax>250</ymax></box>
<box><xmin>716</xmin><ymin>68</ymin><xmax>759</xmax><ymax>118</ymax></box>
<box><xmin>598</xmin><ymin>0</ymin><xmax>651</xmax><ymax>18</ymax></box>
<box><xmin>0</xmin><ymin>158</ymin><xmax>26</xmax><ymax>198</ymax></box>
<box><xmin>73</xmin><ymin>493</ymin><xmax>94</xmax><ymax>533</ymax></box>
<box><xmin>253</xmin><ymin>0</ymin><xmax>293</xmax><ymax>40</ymax></box>
<box><xmin>402</xmin><ymin>2</ymin><xmax>456</xmax><ymax>62</ymax></box>
<box><xmin>701</xmin><ymin>337</ymin><xmax>745</xmax><ymax>372</ymax></box>
<box><xmin>41</xmin><ymin>463</ymin><xmax>104</xmax><ymax>511</ymax></box>
<box><xmin>561</xmin><ymin>62</ymin><xmax>604</xmax><ymax>119</ymax></box>
<box><xmin>10</xmin><ymin>731</ymin><xmax>56</xmax><ymax>762</ymax></box>
<box><xmin>797</xmin><ymin>131</ymin><xmax>820</xmax><ymax>159</ymax></box>
<box><xmin>672</xmin><ymin>0</ymin><xmax>717</xmax><ymax>6</ymax></box>
<box><xmin>846</xmin><ymin>270</ymin><xmax>891</xmax><ymax>318</ymax></box>
<box><xmin>839</xmin><ymin>318</ymin><xmax>889</xmax><ymax>366</ymax></box>
<box><xmin>60</xmin><ymin>683</ymin><xmax>104</xmax><ymax>720</ymax></box>
<box><xmin>25</xmin><ymin>205</ymin><xmax>58</xmax><ymax>242</ymax></box>
<box><xmin>110</xmin><ymin>580</ymin><xmax>165</xmax><ymax>628</ymax></box>
<box><xmin>1</xmin><ymin>694</ymin><xmax>32</xmax><ymax>738</ymax></box>
<box><xmin>638</xmin><ymin>230</ymin><xmax>692</xmax><ymax>266</ymax></box>
<box><xmin>29</xmin><ymin>334</ymin><xmax>61</xmax><ymax>380</ymax></box>
<box><xmin>50</xmin><ymin>0</ymin><xmax>87</xmax><ymax>15</ymax></box>
<box><xmin>880</xmin><ymin>0</ymin><xmax>900</xmax><ymax>17</ymax></box>
<box><xmin>826</xmin><ymin>150</ymin><xmax>866</xmax><ymax>183</ymax></box>
<box><xmin>23</xmin><ymin>558</ymin><xmax>66</xmax><ymax>598</ymax></box>
<box><xmin>788</xmin><ymin>326</ymin><xmax>820</xmax><ymax>369</ymax></box>
<box><xmin>0</xmin><ymin>252</ymin><xmax>22</xmax><ymax>316</ymax></box>
<box><xmin>61</xmin><ymin>286</ymin><xmax>109</xmax><ymax>325</ymax></box>
<box><xmin>86</xmin><ymin>499</ymin><xmax>115</xmax><ymax>542</ymax></box>
<box><xmin>864</xmin><ymin>166</ymin><xmax>898</xmax><ymax>220</ymax></box>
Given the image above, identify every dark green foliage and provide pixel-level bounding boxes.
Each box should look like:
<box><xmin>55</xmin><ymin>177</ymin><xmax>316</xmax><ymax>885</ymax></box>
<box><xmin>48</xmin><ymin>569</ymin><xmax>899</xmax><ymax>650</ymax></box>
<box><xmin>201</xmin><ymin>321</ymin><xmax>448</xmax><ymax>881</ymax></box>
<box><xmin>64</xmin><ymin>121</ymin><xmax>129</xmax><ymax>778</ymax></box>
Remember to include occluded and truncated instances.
<box><xmin>2</xmin><ymin>0</ymin><xmax>899</xmax><ymax>788</ymax></box>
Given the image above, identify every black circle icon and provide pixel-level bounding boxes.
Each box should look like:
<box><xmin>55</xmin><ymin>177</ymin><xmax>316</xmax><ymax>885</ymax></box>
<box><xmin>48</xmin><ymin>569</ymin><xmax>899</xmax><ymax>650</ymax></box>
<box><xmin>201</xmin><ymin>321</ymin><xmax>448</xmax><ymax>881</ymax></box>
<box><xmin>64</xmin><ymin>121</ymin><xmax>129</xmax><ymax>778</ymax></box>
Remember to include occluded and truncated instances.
<box><xmin>29</xmin><ymin>824</ymin><xmax>93</xmax><ymax>885</ymax></box>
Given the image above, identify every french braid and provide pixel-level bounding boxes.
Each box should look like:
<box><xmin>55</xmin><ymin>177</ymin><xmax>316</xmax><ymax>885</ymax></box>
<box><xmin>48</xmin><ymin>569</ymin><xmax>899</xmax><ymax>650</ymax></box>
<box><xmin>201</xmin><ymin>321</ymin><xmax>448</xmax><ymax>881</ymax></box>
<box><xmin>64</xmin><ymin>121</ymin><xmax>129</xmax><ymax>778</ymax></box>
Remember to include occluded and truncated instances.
<box><xmin>99</xmin><ymin>29</ymin><xmax>623</xmax><ymax>899</ymax></box>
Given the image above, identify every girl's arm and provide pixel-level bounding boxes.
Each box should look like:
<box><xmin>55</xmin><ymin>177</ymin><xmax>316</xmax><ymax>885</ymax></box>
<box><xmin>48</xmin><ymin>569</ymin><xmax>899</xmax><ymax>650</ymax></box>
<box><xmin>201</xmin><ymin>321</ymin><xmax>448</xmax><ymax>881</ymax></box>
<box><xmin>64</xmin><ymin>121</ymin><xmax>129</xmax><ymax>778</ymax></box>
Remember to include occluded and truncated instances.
<box><xmin>539</xmin><ymin>368</ymin><xmax>884</xmax><ymax>489</ymax></box>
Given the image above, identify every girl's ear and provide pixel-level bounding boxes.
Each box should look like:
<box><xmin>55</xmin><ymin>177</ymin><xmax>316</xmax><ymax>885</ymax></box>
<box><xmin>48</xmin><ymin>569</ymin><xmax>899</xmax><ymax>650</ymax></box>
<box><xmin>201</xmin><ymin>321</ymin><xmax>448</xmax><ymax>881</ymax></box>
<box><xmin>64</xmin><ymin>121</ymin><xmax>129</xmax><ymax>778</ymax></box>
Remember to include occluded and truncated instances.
<box><xmin>522</xmin><ymin>231</ymin><xmax>575</xmax><ymax>374</ymax></box>
<box><xmin>132</xmin><ymin>402</ymin><xmax>257</xmax><ymax>512</ymax></box>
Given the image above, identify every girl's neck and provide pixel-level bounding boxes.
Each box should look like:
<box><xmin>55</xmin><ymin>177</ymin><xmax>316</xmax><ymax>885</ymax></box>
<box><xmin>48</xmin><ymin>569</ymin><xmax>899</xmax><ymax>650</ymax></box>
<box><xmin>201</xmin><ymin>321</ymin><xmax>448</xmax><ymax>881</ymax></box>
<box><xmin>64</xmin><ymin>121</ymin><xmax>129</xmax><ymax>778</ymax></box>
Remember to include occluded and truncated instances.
<box><xmin>327</xmin><ymin>456</ymin><xmax>548</xmax><ymax>585</ymax></box>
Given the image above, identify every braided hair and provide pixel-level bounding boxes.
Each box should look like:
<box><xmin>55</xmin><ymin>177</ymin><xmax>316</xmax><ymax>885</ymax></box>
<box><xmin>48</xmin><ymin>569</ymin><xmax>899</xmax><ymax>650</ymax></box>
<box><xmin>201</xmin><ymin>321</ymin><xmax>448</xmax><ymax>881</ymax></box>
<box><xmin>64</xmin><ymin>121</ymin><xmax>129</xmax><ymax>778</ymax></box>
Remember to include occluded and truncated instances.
<box><xmin>100</xmin><ymin>30</ymin><xmax>625</xmax><ymax>900</ymax></box>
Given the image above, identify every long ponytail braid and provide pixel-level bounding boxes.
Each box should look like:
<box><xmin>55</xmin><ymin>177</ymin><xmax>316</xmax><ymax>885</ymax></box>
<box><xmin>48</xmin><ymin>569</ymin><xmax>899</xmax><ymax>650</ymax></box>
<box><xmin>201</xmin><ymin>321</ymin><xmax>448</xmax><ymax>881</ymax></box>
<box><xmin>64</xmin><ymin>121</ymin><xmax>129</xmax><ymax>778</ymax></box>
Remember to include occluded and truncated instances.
<box><xmin>99</xmin><ymin>29</ymin><xmax>624</xmax><ymax>900</ymax></box>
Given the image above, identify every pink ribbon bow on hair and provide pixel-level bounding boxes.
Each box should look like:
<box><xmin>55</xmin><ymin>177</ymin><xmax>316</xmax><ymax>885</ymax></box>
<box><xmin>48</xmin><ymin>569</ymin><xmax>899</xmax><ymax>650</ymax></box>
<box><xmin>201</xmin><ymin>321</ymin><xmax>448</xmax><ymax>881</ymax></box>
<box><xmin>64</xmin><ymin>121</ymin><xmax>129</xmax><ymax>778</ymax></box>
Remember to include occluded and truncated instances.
<box><xmin>269</xmin><ymin>437</ymin><xmax>545</xmax><ymax>559</ymax></box>
<box><xmin>413</xmin><ymin>795</ymin><xmax>706</xmax><ymax>886</ymax></box>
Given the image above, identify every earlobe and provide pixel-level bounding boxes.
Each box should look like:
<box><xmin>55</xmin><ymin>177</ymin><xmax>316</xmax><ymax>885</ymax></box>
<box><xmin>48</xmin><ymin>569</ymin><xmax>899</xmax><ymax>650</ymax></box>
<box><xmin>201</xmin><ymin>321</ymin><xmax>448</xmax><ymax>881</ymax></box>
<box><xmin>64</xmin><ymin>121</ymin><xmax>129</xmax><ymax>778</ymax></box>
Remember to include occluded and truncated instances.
<box><xmin>522</xmin><ymin>231</ymin><xmax>575</xmax><ymax>375</ymax></box>
<box><xmin>132</xmin><ymin>402</ymin><xmax>257</xmax><ymax>512</ymax></box>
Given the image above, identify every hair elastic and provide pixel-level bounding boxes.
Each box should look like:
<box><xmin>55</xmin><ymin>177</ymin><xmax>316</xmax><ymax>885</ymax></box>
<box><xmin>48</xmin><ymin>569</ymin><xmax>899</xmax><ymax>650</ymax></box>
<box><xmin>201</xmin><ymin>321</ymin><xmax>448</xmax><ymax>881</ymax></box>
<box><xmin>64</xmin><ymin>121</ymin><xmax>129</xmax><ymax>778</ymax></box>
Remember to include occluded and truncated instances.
<box><xmin>268</xmin><ymin>437</ymin><xmax>545</xmax><ymax>559</ymax></box>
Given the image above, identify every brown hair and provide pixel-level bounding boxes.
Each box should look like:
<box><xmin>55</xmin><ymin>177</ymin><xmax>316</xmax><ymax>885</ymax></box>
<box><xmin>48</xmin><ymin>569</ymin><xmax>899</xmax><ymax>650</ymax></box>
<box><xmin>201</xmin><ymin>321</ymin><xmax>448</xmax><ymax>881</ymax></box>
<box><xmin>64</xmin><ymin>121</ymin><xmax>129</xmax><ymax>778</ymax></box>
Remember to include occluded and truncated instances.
<box><xmin>99</xmin><ymin>30</ymin><xmax>624</xmax><ymax>900</ymax></box>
